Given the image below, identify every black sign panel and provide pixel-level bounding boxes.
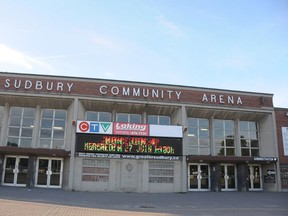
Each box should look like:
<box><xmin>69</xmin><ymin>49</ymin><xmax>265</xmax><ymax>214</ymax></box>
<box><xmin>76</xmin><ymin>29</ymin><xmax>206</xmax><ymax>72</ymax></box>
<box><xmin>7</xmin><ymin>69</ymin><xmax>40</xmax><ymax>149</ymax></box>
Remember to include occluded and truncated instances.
<box><xmin>76</xmin><ymin>134</ymin><xmax>182</xmax><ymax>156</ymax></box>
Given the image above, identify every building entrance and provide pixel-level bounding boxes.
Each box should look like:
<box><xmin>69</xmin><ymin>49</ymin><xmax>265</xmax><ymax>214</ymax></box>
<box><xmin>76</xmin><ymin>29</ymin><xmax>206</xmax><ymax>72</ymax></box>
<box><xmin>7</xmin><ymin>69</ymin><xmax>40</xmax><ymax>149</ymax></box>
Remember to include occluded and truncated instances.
<box><xmin>220</xmin><ymin>164</ymin><xmax>237</xmax><ymax>191</ymax></box>
<box><xmin>248</xmin><ymin>164</ymin><xmax>262</xmax><ymax>190</ymax></box>
<box><xmin>35</xmin><ymin>158</ymin><xmax>63</xmax><ymax>188</ymax></box>
<box><xmin>188</xmin><ymin>163</ymin><xmax>210</xmax><ymax>191</ymax></box>
<box><xmin>2</xmin><ymin>156</ymin><xmax>28</xmax><ymax>186</ymax></box>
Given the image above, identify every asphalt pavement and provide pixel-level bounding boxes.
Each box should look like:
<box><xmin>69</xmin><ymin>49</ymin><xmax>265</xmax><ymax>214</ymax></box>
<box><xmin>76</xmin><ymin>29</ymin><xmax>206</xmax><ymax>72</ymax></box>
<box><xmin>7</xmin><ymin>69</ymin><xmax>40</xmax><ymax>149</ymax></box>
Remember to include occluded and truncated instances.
<box><xmin>0</xmin><ymin>186</ymin><xmax>287</xmax><ymax>216</ymax></box>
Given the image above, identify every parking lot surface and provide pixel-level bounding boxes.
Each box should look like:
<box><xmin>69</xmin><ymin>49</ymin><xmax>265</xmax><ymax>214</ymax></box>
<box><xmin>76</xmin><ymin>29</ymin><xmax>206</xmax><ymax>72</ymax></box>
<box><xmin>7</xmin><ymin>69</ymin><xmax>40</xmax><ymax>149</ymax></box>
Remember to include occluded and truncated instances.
<box><xmin>0</xmin><ymin>187</ymin><xmax>287</xmax><ymax>216</ymax></box>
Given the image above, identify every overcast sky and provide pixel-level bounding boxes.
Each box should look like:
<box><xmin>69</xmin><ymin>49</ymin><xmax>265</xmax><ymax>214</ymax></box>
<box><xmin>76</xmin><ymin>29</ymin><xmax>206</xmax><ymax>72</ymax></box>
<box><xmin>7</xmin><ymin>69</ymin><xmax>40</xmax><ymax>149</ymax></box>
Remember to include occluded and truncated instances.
<box><xmin>0</xmin><ymin>0</ymin><xmax>287</xmax><ymax>107</ymax></box>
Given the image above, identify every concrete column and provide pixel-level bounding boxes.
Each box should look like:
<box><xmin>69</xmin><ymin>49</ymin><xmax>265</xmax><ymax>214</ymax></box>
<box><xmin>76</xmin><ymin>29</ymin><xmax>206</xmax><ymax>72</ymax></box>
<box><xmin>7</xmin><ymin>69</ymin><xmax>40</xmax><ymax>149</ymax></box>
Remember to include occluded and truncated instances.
<box><xmin>0</xmin><ymin>154</ymin><xmax>4</xmax><ymax>186</ymax></box>
<box><xmin>237</xmin><ymin>163</ymin><xmax>249</xmax><ymax>192</ymax></box>
<box><xmin>210</xmin><ymin>163</ymin><xmax>221</xmax><ymax>192</ymax></box>
<box><xmin>27</xmin><ymin>156</ymin><xmax>37</xmax><ymax>188</ymax></box>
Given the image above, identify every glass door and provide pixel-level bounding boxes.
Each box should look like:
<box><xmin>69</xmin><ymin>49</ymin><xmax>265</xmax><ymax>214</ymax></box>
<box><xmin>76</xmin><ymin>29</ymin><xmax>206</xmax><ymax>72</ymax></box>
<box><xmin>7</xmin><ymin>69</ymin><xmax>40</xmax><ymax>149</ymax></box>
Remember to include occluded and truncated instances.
<box><xmin>188</xmin><ymin>163</ymin><xmax>210</xmax><ymax>191</ymax></box>
<box><xmin>221</xmin><ymin>164</ymin><xmax>237</xmax><ymax>191</ymax></box>
<box><xmin>248</xmin><ymin>165</ymin><xmax>262</xmax><ymax>190</ymax></box>
<box><xmin>36</xmin><ymin>158</ymin><xmax>63</xmax><ymax>188</ymax></box>
<box><xmin>2</xmin><ymin>156</ymin><xmax>28</xmax><ymax>186</ymax></box>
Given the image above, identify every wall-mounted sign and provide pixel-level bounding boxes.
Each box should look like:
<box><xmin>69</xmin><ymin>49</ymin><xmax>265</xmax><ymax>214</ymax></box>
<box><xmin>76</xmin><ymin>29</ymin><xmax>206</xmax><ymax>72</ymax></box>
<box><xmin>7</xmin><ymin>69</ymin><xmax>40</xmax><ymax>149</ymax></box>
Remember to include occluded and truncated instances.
<box><xmin>113</xmin><ymin>122</ymin><xmax>149</xmax><ymax>136</ymax></box>
<box><xmin>253</xmin><ymin>157</ymin><xmax>277</xmax><ymax>162</ymax></box>
<box><xmin>76</xmin><ymin>134</ymin><xmax>182</xmax><ymax>157</ymax></box>
<box><xmin>282</xmin><ymin>127</ymin><xmax>288</xmax><ymax>156</ymax></box>
<box><xmin>76</xmin><ymin>121</ymin><xmax>112</xmax><ymax>134</ymax></box>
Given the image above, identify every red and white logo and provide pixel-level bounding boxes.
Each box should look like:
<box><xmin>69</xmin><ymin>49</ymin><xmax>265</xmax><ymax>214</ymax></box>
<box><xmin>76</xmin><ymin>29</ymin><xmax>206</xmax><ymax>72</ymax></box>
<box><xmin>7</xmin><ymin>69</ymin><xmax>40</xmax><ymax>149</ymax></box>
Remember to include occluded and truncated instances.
<box><xmin>113</xmin><ymin>123</ymin><xmax>149</xmax><ymax>136</ymax></box>
<box><xmin>78</xmin><ymin>121</ymin><xmax>89</xmax><ymax>132</ymax></box>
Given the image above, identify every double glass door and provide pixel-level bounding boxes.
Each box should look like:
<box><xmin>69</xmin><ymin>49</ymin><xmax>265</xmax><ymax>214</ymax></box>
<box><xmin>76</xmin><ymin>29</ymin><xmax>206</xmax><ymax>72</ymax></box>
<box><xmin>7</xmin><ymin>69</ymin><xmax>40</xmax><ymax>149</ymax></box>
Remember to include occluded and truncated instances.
<box><xmin>188</xmin><ymin>164</ymin><xmax>210</xmax><ymax>191</ymax></box>
<box><xmin>2</xmin><ymin>156</ymin><xmax>29</xmax><ymax>186</ymax></box>
<box><xmin>36</xmin><ymin>158</ymin><xmax>63</xmax><ymax>188</ymax></box>
<box><xmin>221</xmin><ymin>164</ymin><xmax>237</xmax><ymax>191</ymax></box>
<box><xmin>248</xmin><ymin>165</ymin><xmax>262</xmax><ymax>190</ymax></box>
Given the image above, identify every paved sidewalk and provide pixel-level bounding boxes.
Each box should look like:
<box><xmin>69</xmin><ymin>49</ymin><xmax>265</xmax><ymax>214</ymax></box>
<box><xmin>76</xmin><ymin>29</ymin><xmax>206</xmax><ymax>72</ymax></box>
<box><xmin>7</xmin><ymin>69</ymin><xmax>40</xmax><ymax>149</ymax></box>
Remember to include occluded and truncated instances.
<box><xmin>0</xmin><ymin>187</ymin><xmax>287</xmax><ymax>216</ymax></box>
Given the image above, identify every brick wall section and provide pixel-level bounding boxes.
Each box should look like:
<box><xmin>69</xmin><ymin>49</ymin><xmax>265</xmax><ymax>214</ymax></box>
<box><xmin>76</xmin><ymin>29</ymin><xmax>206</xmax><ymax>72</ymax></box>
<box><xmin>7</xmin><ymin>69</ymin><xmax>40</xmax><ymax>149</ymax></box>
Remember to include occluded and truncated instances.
<box><xmin>275</xmin><ymin>108</ymin><xmax>288</xmax><ymax>163</ymax></box>
<box><xmin>0</xmin><ymin>73</ymin><xmax>273</xmax><ymax>109</ymax></box>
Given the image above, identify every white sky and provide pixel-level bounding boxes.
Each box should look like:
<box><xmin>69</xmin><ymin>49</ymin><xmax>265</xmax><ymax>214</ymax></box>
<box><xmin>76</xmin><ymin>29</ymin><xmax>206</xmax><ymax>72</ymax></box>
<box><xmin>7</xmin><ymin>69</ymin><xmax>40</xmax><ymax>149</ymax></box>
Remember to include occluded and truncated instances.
<box><xmin>0</xmin><ymin>0</ymin><xmax>287</xmax><ymax>107</ymax></box>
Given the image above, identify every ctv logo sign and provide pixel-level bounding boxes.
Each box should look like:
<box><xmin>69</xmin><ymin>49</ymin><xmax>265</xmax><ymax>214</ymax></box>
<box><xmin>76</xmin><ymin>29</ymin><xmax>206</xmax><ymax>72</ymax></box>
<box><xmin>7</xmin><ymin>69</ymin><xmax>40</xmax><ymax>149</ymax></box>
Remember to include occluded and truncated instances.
<box><xmin>77</xmin><ymin>121</ymin><xmax>112</xmax><ymax>134</ymax></box>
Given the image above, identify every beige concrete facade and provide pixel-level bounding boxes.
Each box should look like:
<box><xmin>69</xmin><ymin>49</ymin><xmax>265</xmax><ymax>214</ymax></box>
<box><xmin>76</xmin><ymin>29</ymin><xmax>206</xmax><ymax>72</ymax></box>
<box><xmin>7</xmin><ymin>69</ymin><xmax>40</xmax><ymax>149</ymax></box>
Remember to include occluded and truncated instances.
<box><xmin>0</xmin><ymin>72</ymin><xmax>281</xmax><ymax>192</ymax></box>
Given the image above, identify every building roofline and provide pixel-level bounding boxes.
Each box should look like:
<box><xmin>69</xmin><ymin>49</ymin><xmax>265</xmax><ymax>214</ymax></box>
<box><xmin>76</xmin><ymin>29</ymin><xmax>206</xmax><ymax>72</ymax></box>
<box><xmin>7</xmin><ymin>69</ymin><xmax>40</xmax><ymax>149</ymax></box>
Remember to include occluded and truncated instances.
<box><xmin>0</xmin><ymin>71</ymin><xmax>274</xmax><ymax>97</ymax></box>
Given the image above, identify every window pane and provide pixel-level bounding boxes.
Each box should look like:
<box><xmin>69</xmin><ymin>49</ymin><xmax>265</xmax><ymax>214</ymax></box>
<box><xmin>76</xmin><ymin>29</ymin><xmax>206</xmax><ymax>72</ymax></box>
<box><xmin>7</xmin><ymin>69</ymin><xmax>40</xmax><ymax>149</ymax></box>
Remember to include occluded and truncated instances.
<box><xmin>240</xmin><ymin>131</ymin><xmax>249</xmax><ymax>139</ymax></box>
<box><xmin>215</xmin><ymin>139</ymin><xmax>224</xmax><ymax>147</ymax></box>
<box><xmin>10</xmin><ymin>117</ymin><xmax>21</xmax><ymax>126</ymax></box>
<box><xmin>54</xmin><ymin>130</ymin><xmax>65</xmax><ymax>139</ymax></box>
<box><xmin>249</xmin><ymin>122</ymin><xmax>257</xmax><ymax>131</ymax></box>
<box><xmin>216</xmin><ymin>147</ymin><xmax>225</xmax><ymax>155</ymax></box>
<box><xmin>251</xmin><ymin>140</ymin><xmax>259</xmax><ymax>147</ymax></box>
<box><xmin>23</xmin><ymin>108</ymin><xmax>35</xmax><ymax>117</ymax></box>
<box><xmin>8</xmin><ymin>127</ymin><xmax>20</xmax><ymax>136</ymax></box>
<box><xmin>225</xmin><ymin>120</ymin><xmax>234</xmax><ymax>129</ymax></box>
<box><xmin>241</xmin><ymin>139</ymin><xmax>249</xmax><ymax>147</ymax></box>
<box><xmin>226</xmin><ymin>148</ymin><xmax>235</xmax><ymax>156</ymax></box>
<box><xmin>199</xmin><ymin>119</ymin><xmax>209</xmax><ymax>128</ymax></box>
<box><xmin>251</xmin><ymin>149</ymin><xmax>259</xmax><ymax>157</ymax></box>
<box><xmin>188</xmin><ymin>118</ymin><xmax>197</xmax><ymax>127</ymax></box>
<box><xmin>199</xmin><ymin>138</ymin><xmax>209</xmax><ymax>147</ymax></box>
<box><xmin>42</xmin><ymin>110</ymin><xmax>53</xmax><ymax>118</ymax></box>
<box><xmin>188</xmin><ymin>137</ymin><xmax>198</xmax><ymax>146</ymax></box>
<box><xmin>86</xmin><ymin>112</ymin><xmax>98</xmax><ymax>121</ymax></box>
<box><xmin>99</xmin><ymin>112</ymin><xmax>111</xmax><ymax>122</ymax></box>
<box><xmin>225</xmin><ymin>129</ymin><xmax>234</xmax><ymax>138</ymax></box>
<box><xmin>22</xmin><ymin>118</ymin><xmax>34</xmax><ymax>127</ymax></box>
<box><xmin>21</xmin><ymin>138</ymin><xmax>32</xmax><ymax>148</ymax></box>
<box><xmin>55</xmin><ymin>110</ymin><xmax>66</xmax><ymax>119</ymax></box>
<box><xmin>39</xmin><ymin>139</ymin><xmax>51</xmax><ymax>148</ymax></box>
<box><xmin>187</xmin><ymin>146</ymin><xmax>198</xmax><ymax>155</ymax></box>
<box><xmin>53</xmin><ymin>140</ymin><xmax>64</xmax><ymax>149</ymax></box>
<box><xmin>199</xmin><ymin>129</ymin><xmax>209</xmax><ymax>137</ymax></box>
<box><xmin>188</xmin><ymin>127</ymin><xmax>197</xmax><ymax>136</ymax></box>
<box><xmin>148</xmin><ymin>115</ymin><xmax>158</xmax><ymax>124</ymax></box>
<box><xmin>241</xmin><ymin>149</ymin><xmax>250</xmax><ymax>156</ymax></box>
<box><xmin>41</xmin><ymin>119</ymin><xmax>53</xmax><ymax>128</ymax></box>
<box><xmin>117</xmin><ymin>113</ymin><xmax>128</xmax><ymax>122</ymax></box>
<box><xmin>130</xmin><ymin>114</ymin><xmax>141</xmax><ymax>123</ymax></box>
<box><xmin>10</xmin><ymin>107</ymin><xmax>22</xmax><ymax>116</ymax></box>
<box><xmin>250</xmin><ymin>131</ymin><xmax>258</xmax><ymax>139</ymax></box>
<box><xmin>199</xmin><ymin>147</ymin><xmax>210</xmax><ymax>155</ymax></box>
<box><xmin>240</xmin><ymin>121</ymin><xmax>248</xmax><ymax>130</ymax></box>
<box><xmin>159</xmin><ymin>116</ymin><xmax>170</xmax><ymax>125</ymax></box>
<box><xmin>214</xmin><ymin>120</ymin><xmax>223</xmax><ymax>129</ymax></box>
<box><xmin>226</xmin><ymin>139</ymin><xmax>234</xmax><ymax>147</ymax></box>
<box><xmin>21</xmin><ymin>128</ymin><xmax>33</xmax><ymax>137</ymax></box>
<box><xmin>215</xmin><ymin>129</ymin><xmax>224</xmax><ymax>139</ymax></box>
<box><xmin>54</xmin><ymin>120</ymin><xmax>66</xmax><ymax>129</ymax></box>
<box><xmin>7</xmin><ymin>137</ymin><xmax>19</xmax><ymax>147</ymax></box>
<box><xmin>40</xmin><ymin>129</ymin><xmax>52</xmax><ymax>138</ymax></box>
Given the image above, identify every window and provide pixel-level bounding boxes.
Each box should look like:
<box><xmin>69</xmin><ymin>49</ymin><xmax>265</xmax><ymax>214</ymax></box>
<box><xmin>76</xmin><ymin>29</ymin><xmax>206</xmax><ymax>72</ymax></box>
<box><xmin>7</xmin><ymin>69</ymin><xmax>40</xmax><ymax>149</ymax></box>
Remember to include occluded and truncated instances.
<box><xmin>7</xmin><ymin>107</ymin><xmax>35</xmax><ymax>148</ymax></box>
<box><xmin>187</xmin><ymin>118</ymin><xmax>210</xmax><ymax>155</ymax></box>
<box><xmin>149</xmin><ymin>161</ymin><xmax>174</xmax><ymax>183</ymax></box>
<box><xmin>0</xmin><ymin>106</ymin><xmax>4</xmax><ymax>140</ymax></box>
<box><xmin>39</xmin><ymin>109</ymin><xmax>66</xmax><ymax>149</ymax></box>
<box><xmin>116</xmin><ymin>113</ymin><xmax>141</xmax><ymax>123</ymax></box>
<box><xmin>148</xmin><ymin>115</ymin><xmax>170</xmax><ymax>125</ymax></box>
<box><xmin>280</xmin><ymin>164</ymin><xmax>288</xmax><ymax>187</ymax></box>
<box><xmin>214</xmin><ymin>120</ymin><xmax>235</xmax><ymax>156</ymax></box>
<box><xmin>86</xmin><ymin>111</ymin><xmax>111</xmax><ymax>122</ymax></box>
<box><xmin>240</xmin><ymin>121</ymin><xmax>259</xmax><ymax>156</ymax></box>
<box><xmin>82</xmin><ymin>159</ymin><xmax>109</xmax><ymax>182</ymax></box>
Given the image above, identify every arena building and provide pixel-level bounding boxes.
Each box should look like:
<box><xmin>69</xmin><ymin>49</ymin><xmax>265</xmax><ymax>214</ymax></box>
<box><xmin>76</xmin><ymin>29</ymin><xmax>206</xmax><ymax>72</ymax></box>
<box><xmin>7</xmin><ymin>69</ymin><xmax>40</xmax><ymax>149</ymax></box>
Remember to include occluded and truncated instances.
<box><xmin>275</xmin><ymin>108</ymin><xmax>288</xmax><ymax>191</ymax></box>
<box><xmin>0</xmin><ymin>72</ymin><xmax>281</xmax><ymax>192</ymax></box>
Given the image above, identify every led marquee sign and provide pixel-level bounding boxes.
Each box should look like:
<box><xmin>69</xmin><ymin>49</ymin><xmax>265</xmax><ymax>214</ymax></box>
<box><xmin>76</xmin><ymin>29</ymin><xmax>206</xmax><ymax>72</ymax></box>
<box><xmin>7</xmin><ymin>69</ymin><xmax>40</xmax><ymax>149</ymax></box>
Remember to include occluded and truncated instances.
<box><xmin>76</xmin><ymin>134</ymin><xmax>182</xmax><ymax>156</ymax></box>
